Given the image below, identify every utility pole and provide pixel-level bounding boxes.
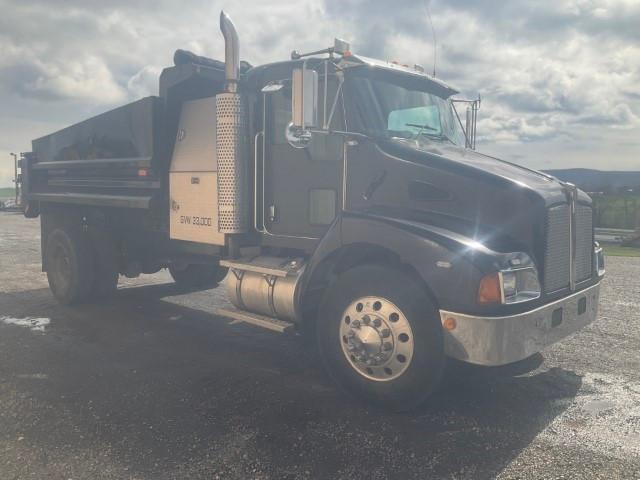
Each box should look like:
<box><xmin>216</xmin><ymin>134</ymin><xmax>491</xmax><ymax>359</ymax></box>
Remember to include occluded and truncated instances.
<box><xmin>10</xmin><ymin>152</ymin><xmax>18</xmax><ymax>205</ymax></box>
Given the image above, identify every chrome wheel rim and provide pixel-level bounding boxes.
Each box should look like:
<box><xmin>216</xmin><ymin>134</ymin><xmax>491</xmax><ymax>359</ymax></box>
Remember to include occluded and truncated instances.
<box><xmin>339</xmin><ymin>296</ymin><xmax>414</xmax><ymax>382</ymax></box>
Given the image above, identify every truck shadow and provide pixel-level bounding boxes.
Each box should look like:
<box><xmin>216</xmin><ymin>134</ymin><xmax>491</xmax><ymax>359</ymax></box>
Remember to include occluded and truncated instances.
<box><xmin>0</xmin><ymin>285</ymin><xmax>582</xmax><ymax>480</ymax></box>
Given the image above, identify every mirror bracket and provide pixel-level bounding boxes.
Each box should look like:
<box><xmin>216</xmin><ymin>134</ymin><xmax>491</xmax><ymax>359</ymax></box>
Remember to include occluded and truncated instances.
<box><xmin>286</xmin><ymin>122</ymin><xmax>313</xmax><ymax>149</ymax></box>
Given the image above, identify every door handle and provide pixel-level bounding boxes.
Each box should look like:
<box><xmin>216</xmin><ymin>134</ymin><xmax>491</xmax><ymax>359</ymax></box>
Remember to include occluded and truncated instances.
<box><xmin>254</xmin><ymin>131</ymin><xmax>264</xmax><ymax>231</ymax></box>
<box><xmin>362</xmin><ymin>170</ymin><xmax>387</xmax><ymax>201</ymax></box>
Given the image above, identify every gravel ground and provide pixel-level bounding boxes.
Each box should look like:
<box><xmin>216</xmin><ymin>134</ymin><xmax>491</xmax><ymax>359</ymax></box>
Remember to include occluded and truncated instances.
<box><xmin>0</xmin><ymin>211</ymin><xmax>639</xmax><ymax>479</ymax></box>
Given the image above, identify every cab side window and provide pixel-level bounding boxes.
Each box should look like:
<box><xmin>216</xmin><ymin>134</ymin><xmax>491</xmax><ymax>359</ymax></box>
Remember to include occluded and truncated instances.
<box><xmin>311</xmin><ymin>74</ymin><xmax>345</xmax><ymax>162</ymax></box>
<box><xmin>267</xmin><ymin>72</ymin><xmax>345</xmax><ymax>162</ymax></box>
<box><xmin>269</xmin><ymin>87</ymin><xmax>292</xmax><ymax>145</ymax></box>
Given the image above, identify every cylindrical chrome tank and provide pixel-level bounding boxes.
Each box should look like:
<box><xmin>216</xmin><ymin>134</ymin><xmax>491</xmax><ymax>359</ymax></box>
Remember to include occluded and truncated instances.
<box><xmin>224</xmin><ymin>256</ymin><xmax>305</xmax><ymax>322</ymax></box>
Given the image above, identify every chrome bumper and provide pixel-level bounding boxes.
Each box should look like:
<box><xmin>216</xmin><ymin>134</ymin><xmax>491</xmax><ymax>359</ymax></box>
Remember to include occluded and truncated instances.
<box><xmin>440</xmin><ymin>282</ymin><xmax>601</xmax><ymax>366</ymax></box>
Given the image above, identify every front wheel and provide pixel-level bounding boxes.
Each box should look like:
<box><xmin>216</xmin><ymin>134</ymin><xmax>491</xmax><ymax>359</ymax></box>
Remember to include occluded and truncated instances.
<box><xmin>317</xmin><ymin>265</ymin><xmax>444</xmax><ymax>411</ymax></box>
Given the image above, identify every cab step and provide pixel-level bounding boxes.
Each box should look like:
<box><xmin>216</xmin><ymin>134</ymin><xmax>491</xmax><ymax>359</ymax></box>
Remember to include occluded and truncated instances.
<box><xmin>216</xmin><ymin>306</ymin><xmax>295</xmax><ymax>333</ymax></box>
<box><xmin>220</xmin><ymin>256</ymin><xmax>304</xmax><ymax>278</ymax></box>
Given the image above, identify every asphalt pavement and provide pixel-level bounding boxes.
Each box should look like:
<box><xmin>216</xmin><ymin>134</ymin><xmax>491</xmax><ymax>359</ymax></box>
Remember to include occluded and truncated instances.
<box><xmin>1</xmin><ymin>211</ymin><xmax>639</xmax><ymax>479</ymax></box>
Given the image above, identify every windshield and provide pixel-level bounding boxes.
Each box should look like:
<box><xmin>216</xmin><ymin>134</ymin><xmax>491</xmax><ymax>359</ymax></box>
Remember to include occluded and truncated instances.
<box><xmin>345</xmin><ymin>69</ymin><xmax>466</xmax><ymax>146</ymax></box>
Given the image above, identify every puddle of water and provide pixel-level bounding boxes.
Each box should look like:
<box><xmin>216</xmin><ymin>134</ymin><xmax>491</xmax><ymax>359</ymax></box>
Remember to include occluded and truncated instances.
<box><xmin>0</xmin><ymin>316</ymin><xmax>50</xmax><ymax>332</ymax></box>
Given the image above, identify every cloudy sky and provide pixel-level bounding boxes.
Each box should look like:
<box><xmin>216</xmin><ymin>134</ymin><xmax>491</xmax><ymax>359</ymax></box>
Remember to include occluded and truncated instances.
<box><xmin>0</xmin><ymin>0</ymin><xmax>639</xmax><ymax>187</ymax></box>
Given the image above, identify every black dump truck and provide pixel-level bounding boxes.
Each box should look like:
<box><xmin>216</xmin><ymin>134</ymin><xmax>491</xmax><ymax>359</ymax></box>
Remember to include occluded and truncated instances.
<box><xmin>21</xmin><ymin>12</ymin><xmax>605</xmax><ymax>410</ymax></box>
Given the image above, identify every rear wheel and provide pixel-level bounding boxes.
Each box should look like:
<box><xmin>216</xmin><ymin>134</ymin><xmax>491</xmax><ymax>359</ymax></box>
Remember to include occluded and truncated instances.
<box><xmin>317</xmin><ymin>265</ymin><xmax>444</xmax><ymax>411</ymax></box>
<box><xmin>45</xmin><ymin>227</ymin><xmax>94</xmax><ymax>305</ymax></box>
<box><xmin>169</xmin><ymin>263</ymin><xmax>227</xmax><ymax>288</ymax></box>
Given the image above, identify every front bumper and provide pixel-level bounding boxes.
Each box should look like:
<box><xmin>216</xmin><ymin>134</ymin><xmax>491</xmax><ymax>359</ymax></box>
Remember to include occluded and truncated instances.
<box><xmin>439</xmin><ymin>282</ymin><xmax>601</xmax><ymax>366</ymax></box>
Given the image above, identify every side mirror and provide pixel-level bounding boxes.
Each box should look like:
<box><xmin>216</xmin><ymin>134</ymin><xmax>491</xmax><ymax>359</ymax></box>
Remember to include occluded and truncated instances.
<box><xmin>287</xmin><ymin>66</ymin><xmax>318</xmax><ymax>148</ymax></box>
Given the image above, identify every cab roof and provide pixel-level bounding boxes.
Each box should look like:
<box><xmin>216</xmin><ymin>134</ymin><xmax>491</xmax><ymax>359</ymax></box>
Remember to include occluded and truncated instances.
<box><xmin>244</xmin><ymin>54</ymin><xmax>460</xmax><ymax>99</ymax></box>
<box><xmin>338</xmin><ymin>53</ymin><xmax>459</xmax><ymax>98</ymax></box>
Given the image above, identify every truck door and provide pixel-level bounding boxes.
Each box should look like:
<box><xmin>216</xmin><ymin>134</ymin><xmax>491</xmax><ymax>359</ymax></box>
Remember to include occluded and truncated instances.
<box><xmin>261</xmin><ymin>79</ymin><xmax>344</xmax><ymax>240</ymax></box>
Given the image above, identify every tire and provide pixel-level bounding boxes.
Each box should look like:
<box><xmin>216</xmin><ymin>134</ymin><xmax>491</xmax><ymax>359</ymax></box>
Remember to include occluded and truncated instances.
<box><xmin>45</xmin><ymin>227</ymin><xmax>95</xmax><ymax>305</ymax></box>
<box><xmin>89</xmin><ymin>232</ymin><xmax>119</xmax><ymax>300</ymax></box>
<box><xmin>169</xmin><ymin>263</ymin><xmax>227</xmax><ymax>288</ymax></box>
<box><xmin>317</xmin><ymin>265</ymin><xmax>444</xmax><ymax>411</ymax></box>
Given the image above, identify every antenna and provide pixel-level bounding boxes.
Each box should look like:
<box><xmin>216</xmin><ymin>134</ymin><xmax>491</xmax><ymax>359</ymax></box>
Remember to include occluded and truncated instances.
<box><xmin>424</xmin><ymin>0</ymin><xmax>437</xmax><ymax>77</ymax></box>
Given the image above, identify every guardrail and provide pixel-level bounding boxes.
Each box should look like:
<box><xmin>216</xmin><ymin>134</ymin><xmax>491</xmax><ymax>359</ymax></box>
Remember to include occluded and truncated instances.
<box><xmin>596</xmin><ymin>227</ymin><xmax>639</xmax><ymax>245</ymax></box>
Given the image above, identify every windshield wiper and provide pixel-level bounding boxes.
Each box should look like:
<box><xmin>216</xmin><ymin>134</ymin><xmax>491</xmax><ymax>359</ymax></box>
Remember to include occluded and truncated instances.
<box><xmin>415</xmin><ymin>130</ymin><xmax>458</xmax><ymax>146</ymax></box>
<box><xmin>405</xmin><ymin>122</ymin><xmax>436</xmax><ymax>141</ymax></box>
<box><xmin>405</xmin><ymin>123</ymin><xmax>437</xmax><ymax>132</ymax></box>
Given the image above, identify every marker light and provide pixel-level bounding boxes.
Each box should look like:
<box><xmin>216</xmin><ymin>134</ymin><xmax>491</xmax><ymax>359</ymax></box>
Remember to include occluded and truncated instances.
<box><xmin>478</xmin><ymin>273</ymin><xmax>502</xmax><ymax>304</ymax></box>
<box><xmin>443</xmin><ymin>317</ymin><xmax>457</xmax><ymax>331</ymax></box>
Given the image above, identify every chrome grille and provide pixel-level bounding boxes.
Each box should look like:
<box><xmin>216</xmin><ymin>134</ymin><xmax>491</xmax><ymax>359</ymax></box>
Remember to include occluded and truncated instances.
<box><xmin>544</xmin><ymin>204</ymin><xmax>571</xmax><ymax>293</ymax></box>
<box><xmin>575</xmin><ymin>204</ymin><xmax>594</xmax><ymax>282</ymax></box>
<box><xmin>544</xmin><ymin>202</ymin><xmax>593</xmax><ymax>293</ymax></box>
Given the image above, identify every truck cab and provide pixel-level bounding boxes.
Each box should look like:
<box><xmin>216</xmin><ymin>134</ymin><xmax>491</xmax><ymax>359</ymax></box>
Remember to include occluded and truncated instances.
<box><xmin>21</xmin><ymin>12</ymin><xmax>605</xmax><ymax>410</ymax></box>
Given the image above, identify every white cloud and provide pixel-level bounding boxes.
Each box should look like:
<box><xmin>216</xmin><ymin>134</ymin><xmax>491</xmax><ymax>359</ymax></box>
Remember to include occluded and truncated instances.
<box><xmin>0</xmin><ymin>0</ymin><xmax>638</xmax><ymax>187</ymax></box>
<box><xmin>127</xmin><ymin>65</ymin><xmax>162</xmax><ymax>99</ymax></box>
<box><xmin>20</xmin><ymin>55</ymin><xmax>127</xmax><ymax>104</ymax></box>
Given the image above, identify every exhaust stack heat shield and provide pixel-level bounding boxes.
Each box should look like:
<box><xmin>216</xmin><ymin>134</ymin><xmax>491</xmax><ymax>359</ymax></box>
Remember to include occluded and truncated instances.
<box><xmin>216</xmin><ymin>93</ymin><xmax>248</xmax><ymax>234</ymax></box>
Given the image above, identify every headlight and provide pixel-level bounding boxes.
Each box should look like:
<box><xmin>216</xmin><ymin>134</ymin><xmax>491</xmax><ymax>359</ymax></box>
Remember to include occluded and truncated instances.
<box><xmin>478</xmin><ymin>267</ymin><xmax>541</xmax><ymax>305</ymax></box>
<box><xmin>501</xmin><ymin>271</ymin><xmax>518</xmax><ymax>298</ymax></box>
<box><xmin>499</xmin><ymin>267</ymin><xmax>541</xmax><ymax>304</ymax></box>
<box><xmin>594</xmin><ymin>242</ymin><xmax>605</xmax><ymax>277</ymax></box>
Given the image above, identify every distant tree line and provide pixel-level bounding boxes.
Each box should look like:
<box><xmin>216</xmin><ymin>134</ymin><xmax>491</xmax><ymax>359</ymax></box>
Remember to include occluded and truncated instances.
<box><xmin>591</xmin><ymin>192</ymin><xmax>640</xmax><ymax>231</ymax></box>
<box><xmin>543</xmin><ymin>170</ymin><xmax>640</xmax><ymax>231</ymax></box>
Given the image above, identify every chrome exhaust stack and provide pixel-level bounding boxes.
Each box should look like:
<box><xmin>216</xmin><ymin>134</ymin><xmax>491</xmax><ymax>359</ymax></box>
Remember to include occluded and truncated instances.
<box><xmin>216</xmin><ymin>10</ymin><xmax>248</xmax><ymax>234</ymax></box>
<box><xmin>220</xmin><ymin>10</ymin><xmax>240</xmax><ymax>93</ymax></box>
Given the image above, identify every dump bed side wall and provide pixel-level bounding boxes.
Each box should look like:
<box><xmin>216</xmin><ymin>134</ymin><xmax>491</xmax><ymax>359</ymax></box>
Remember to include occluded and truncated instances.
<box><xmin>27</xmin><ymin>97</ymin><xmax>164</xmax><ymax>211</ymax></box>
<box><xmin>32</xmin><ymin>96</ymin><xmax>159</xmax><ymax>164</ymax></box>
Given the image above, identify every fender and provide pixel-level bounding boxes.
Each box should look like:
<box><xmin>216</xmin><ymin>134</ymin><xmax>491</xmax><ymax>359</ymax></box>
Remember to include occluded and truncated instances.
<box><xmin>300</xmin><ymin>211</ymin><xmax>531</xmax><ymax>315</ymax></box>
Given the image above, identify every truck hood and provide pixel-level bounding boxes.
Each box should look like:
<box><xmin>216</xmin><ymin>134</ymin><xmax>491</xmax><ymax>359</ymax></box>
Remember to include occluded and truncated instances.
<box><xmin>342</xmin><ymin>136</ymin><xmax>594</xmax><ymax>266</ymax></box>
<box><xmin>378</xmin><ymin>137</ymin><xmax>591</xmax><ymax>207</ymax></box>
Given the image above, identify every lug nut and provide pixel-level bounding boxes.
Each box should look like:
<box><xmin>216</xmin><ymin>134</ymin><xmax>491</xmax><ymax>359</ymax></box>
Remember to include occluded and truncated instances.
<box><xmin>372</xmin><ymin>318</ymin><xmax>382</xmax><ymax>327</ymax></box>
<box><xmin>362</xmin><ymin>315</ymin><xmax>371</xmax><ymax>325</ymax></box>
<box><xmin>383</xmin><ymin>342</ymin><xmax>393</xmax><ymax>351</ymax></box>
<box><xmin>381</xmin><ymin>328</ymin><xmax>391</xmax><ymax>338</ymax></box>
<box><xmin>351</xmin><ymin>320</ymin><xmax>361</xmax><ymax>328</ymax></box>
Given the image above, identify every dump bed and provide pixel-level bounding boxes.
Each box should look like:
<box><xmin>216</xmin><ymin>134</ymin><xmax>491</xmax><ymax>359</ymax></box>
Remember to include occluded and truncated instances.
<box><xmin>21</xmin><ymin>51</ymin><xmax>234</xmax><ymax>219</ymax></box>
<box><xmin>24</xmin><ymin>97</ymin><xmax>165</xmax><ymax>211</ymax></box>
